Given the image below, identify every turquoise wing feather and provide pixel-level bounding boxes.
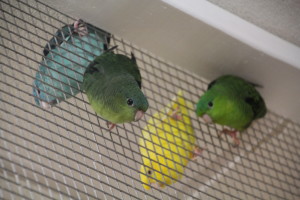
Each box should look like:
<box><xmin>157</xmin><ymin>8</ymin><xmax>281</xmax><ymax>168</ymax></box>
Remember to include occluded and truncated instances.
<box><xmin>33</xmin><ymin>22</ymin><xmax>110</xmax><ymax>107</ymax></box>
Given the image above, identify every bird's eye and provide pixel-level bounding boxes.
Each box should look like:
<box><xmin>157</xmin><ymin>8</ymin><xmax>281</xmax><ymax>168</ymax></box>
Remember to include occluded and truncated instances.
<box><xmin>37</xmin><ymin>89</ymin><xmax>41</xmax><ymax>94</ymax></box>
<box><xmin>208</xmin><ymin>101</ymin><xmax>213</xmax><ymax>108</ymax></box>
<box><xmin>127</xmin><ymin>98</ymin><xmax>134</xmax><ymax>106</ymax></box>
<box><xmin>147</xmin><ymin>170</ymin><xmax>152</xmax><ymax>175</ymax></box>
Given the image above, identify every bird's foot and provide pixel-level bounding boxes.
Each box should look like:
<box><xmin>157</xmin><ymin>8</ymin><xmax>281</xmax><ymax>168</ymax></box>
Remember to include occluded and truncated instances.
<box><xmin>73</xmin><ymin>19</ymin><xmax>88</xmax><ymax>37</ymax></box>
<box><xmin>40</xmin><ymin>101</ymin><xmax>52</xmax><ymax>109</ymax></box>
<box><xmin>220</xmin><ymin>129</ymin><xmax>240</xmax><ymax>147</ymax></box>
<box><xmin>169</xmin><ymin>107</ymin><xmax>182</xmax><ymax>121</ymax></box>
<box><xmin>150</xmin><ymin>182</ymin><xmax>165</xmax><ymax>189</ymax></box>
<box><xmin>40</xmin><ymin>99</ymin><xmax>57</xmax><ymax>109</ymax></box>
<box><xmin>107</xmin><ymin>122</ymin><xmax>116</xmax><ymax>131</ymax></box>
<box><xmin>191</xmin><ymin>146</ymin><xmax>204</xmax><ymax>160</ymax></box>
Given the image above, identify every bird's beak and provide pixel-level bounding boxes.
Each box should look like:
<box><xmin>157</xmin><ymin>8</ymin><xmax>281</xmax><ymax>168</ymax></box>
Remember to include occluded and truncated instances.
<box><xmin>40</xmin><ymin>99</ymin><xmax>56</xmax><ymax>109</ymax></box>
<box><xmin>135</xmin><ymin>110</ymin><xmax>145</xmax><ymax>121</ymax></box>
<box><xmin>202</xmin><ymin>114</ymin><xmax>213</xmax><ymax>123</ymax></box>
<box><xmin>41</xmin><ymin>101</ymin><xmax>52</xmax><ymax>109</ymax></box>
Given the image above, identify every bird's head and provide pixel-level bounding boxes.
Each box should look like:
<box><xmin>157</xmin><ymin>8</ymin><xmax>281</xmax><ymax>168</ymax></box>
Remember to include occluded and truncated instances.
<box><xmin>196</xmin><ymin>89</ymin><xmax>222</xmax><ymax>123</ymax></box>
<box><xmin>140</xmin><ymin>151</ymin><xmax>183</xmax><ymax>190</ymax></box>
<box><xmin>110</xmin><ymin>77</ymin><xmax>149</xmax><ymax>123</ymax></box>
<box><xmin>196</xmin><ymin>90</ymin><xmax>234</xmax><ymax>124</ymax></box>
<box><xmin>140</xmin><ymin>158</ymin><xmax>168</xmax><ymax>190</ymax></box>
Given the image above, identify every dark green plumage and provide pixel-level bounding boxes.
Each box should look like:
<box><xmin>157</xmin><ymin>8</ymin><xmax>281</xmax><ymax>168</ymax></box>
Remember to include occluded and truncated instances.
<box><xmin>196</xmin><ymin>75</ymin><xmax>267</xmax><ymax>131</ymax></box>
<box><xmin>83</xmin><ymin>51</ymin><xmax>148</xmax><ymax>126</ymax></box>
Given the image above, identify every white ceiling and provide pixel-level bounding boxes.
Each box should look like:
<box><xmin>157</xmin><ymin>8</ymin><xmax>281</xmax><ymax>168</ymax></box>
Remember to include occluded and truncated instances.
<box><xmin>208</xmin><ymin>0</ymin><xmax>300</xmax><ymax>46</ymax></box>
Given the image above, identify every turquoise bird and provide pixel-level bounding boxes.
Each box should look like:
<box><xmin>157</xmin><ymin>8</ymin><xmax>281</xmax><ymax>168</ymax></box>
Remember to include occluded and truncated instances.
<box><xmin>33</xmin><ymin>19</ymin><xmax>110</xmax><ymax>108</ymax></box>
<box><xmin>82</xmin><ymin>49</ymin><xmax>149</xmax><ymax>130</ymax></box>
<box><xmin>196</xmin><ymin>75</ymin><xmax>267</xmax><ymax>146</ymax></box>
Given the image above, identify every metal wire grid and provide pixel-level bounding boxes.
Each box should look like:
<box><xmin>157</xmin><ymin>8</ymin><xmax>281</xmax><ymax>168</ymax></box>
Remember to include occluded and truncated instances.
<box><xmin>0</xmin><ymin>0</ymin><xmax>299</xmax><ymax>199</ymax></box>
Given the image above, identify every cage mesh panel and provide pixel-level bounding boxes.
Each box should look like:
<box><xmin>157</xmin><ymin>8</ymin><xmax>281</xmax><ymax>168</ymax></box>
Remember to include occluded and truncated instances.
<box><xmin>1</xmin><ymin>0</ymin><xmax>300</xmax><ymax>199</ymax></box>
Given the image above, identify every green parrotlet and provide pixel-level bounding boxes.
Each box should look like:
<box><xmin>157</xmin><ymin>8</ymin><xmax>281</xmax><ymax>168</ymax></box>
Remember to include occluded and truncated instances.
<box><xmin>82</xmin><ymin>48</ymin><xmax>149</xmax><ymax>130</ymax></box>
<box><xmin>196</xmin><ymin>75</ymin><xmax>267</xmax><ymax>146</ymax></box>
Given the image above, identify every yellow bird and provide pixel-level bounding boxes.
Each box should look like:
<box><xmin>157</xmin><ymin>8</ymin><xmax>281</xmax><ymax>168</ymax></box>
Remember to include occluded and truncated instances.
<box><xmin>139</xmin><ymin>90</ymin><xmax>202</xmax><ymax>190</ymax></box>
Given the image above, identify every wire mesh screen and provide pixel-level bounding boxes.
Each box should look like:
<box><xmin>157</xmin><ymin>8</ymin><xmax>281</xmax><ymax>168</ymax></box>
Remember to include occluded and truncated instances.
<box><xmin>1</xmin><ymin>0</ymin><xmax>300</xmax><ymax>199</ymax></box>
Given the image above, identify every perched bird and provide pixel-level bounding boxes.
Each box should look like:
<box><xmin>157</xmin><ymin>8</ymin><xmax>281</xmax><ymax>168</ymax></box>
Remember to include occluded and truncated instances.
<box><xmin>139</xmin><ymin>91</ymin><xmax>202</xmax><ymax>190</ymax></box>
<box><xmin>82</xmin><ymin>49</ymin><xmax>149</xmax><ymax>130</ymax></box>
<box><xmin>196</xmin><ymin>75</ymin><xmax>267</xmax><ymax>146</ymax></box>
<box><xmin>33</xmin><ymin>19</ymin><xmax>110</xmax><ymax>108</ymax></box>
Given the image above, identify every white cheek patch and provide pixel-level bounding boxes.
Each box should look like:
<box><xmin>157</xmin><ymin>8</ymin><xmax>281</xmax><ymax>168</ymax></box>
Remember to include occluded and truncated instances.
<box><xmin>203</xmin><ymin>114</ymin><xmax>213</xmax><ymax>123</ymax></box>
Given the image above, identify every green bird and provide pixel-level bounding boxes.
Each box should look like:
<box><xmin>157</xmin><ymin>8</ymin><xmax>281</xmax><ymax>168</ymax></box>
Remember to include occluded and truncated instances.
<box><xmin>83</xmin><ymin>48</ymin><xmax>149</xmax><ymax>130</ymax></box>
<box><xmin>196</xmin><ymin>75</ymin><xmax>267</xmax><ymax>146</ymax></box>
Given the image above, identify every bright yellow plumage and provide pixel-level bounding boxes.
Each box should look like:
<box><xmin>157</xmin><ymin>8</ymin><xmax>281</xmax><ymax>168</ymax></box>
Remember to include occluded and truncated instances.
<box><xmin>139</xmin><ymin>90</ymin><xmax>198</xmax><ymax>190</ymax></box>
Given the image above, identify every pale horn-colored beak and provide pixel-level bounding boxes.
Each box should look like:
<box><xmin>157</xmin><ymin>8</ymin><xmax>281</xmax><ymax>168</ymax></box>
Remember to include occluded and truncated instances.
<box><xmin>135</xmin><ymin>110</ymin><xmax>145</xmax><ymax>121</ymax></box>
<box><xmin>202</xmin><ymin>114</ymin><xmax>213</xmax><ymax>123</ymax></box>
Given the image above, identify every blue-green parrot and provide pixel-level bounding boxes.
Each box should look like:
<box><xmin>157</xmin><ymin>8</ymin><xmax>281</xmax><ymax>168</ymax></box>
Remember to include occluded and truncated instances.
<box><xmin>82</xmin><ymin>48</ymin><xmax>149</xmax><ymax>130</ymax></box>
<box><xmin>33</xmin><ymin>19</ymin><xmax>110</xmax><ymax>108</ymax></box>
<box><xmin>196</xmin><ymin>75</ymin><xmax>267</xmax><ymax>146</ymax></box>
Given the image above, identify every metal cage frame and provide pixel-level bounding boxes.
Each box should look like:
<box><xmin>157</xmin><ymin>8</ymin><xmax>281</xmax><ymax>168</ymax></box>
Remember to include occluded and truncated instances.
<box><xmin>1</xmin><ymin>0</ymin><xmax>299</xmax><ymax>199</ymax></box>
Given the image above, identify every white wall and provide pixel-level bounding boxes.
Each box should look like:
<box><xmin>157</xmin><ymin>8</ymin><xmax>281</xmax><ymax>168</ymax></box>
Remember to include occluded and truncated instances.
<box><xmin>208</xmin><ymin>0</ymin><xmax>300</xmax><ymax>46</ymax></box>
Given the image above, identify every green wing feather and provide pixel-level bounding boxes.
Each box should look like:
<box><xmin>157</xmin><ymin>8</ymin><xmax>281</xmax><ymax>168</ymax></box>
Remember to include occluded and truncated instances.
<box><xmin>209</xmin><ymin>75</ymin><xmax>267</xmax><ymax>120</ymax></box>
<box><xmin>83</xmin><ymin>52</ymin><xmax>141</xmax><ymax>91</ymax></box>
